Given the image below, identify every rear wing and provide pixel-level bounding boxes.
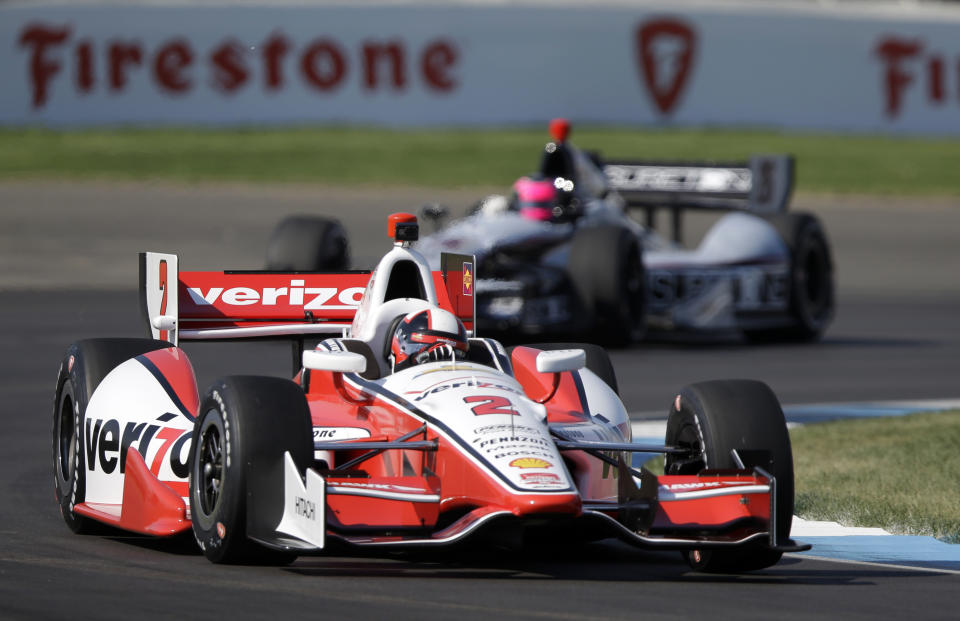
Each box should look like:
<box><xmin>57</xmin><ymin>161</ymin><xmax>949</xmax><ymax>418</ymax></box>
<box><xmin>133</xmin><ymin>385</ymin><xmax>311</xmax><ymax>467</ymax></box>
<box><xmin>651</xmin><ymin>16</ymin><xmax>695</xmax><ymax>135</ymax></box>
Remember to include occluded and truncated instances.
<box><xmin>602</xmin><ymin>154</ymin><xmax>794</xmax><ymax>242</ymax></box>
<box><xmin>139</xmin><ymin>252</ymin><xmax>476</xmax><ymax>347</ymax></box>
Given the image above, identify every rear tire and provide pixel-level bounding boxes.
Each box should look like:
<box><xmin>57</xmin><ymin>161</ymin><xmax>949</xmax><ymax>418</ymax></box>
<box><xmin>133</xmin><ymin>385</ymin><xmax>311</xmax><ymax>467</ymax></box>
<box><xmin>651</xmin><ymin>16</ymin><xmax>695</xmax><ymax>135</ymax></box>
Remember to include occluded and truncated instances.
<box><xmin>265</xmin><ymin>216</ymin><xmax>350</xmax><ymax>271</ymax></box>
<box><xmin>53</xmin><ymin>338</ymin><xmax>172</xmax><ymax>533</ymax></box>
<box><xmin>744</xmin><ymin>212</ymin><xmax>833</xmax><ymax>342</ymax></box>
<box><xmin>514</xmin><ymin>342</ymin><xmax>618</xmax><ymax>395</ymax></box>
<box><xmin>190</xmin><ymin>376</ymin><xmax>312</xmax><ymax>564</ymax></box>
<box><xmin>664</xmin><ymin>379</ymin><xmax>794</xmax><ymax>573</ymax></box>
<box><xmin>568</xmin><ymin>226</ymin><xmax>646</xmax><ymax>347</ymax></box>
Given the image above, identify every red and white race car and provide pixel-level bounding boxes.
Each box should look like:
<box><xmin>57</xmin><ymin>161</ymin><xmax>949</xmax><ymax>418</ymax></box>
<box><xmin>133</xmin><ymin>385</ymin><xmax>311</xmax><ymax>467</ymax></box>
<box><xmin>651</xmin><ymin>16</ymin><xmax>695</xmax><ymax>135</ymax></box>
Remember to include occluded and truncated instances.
<box><xmin>53</xmin><ymin>213</ymin><xmax>808</xmax><ymax>572</ymax></box>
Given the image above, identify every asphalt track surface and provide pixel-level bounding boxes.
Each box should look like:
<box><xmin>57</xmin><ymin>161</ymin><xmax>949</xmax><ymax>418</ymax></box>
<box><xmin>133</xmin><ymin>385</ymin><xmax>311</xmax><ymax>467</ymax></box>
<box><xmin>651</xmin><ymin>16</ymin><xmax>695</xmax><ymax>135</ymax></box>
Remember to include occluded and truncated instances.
<box><xmin>1</xmin><ymin>182</ymin><xmax>958</xmax><ymax>619</ymax></box>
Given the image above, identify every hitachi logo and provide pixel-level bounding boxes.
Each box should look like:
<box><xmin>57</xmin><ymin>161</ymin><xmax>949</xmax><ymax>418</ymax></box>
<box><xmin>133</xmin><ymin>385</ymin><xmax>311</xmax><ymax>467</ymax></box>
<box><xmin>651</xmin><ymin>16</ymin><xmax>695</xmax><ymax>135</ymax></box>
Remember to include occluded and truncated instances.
<box><xmin>187</xmin><ymin>282</ymin><xmax>365</xmax><ymax>309</ymax></box>
<box><xmin>295</xmin><ymin>496</ymin><xmax>316</xmax><ymax>520</ymax></box>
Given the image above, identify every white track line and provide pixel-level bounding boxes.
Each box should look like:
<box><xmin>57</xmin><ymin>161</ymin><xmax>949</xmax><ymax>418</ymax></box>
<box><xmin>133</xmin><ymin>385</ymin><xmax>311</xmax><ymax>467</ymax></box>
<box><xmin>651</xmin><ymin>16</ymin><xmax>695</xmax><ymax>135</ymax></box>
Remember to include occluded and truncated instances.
<box><xmin>786</xmin><ymin>553</ymin><xmax>960</xmax><ymax>576</ymax></box>
<box><xmin>791</xmin><ymin>516</ymin><xmax>890</xmax><ymax>537</ymax></box>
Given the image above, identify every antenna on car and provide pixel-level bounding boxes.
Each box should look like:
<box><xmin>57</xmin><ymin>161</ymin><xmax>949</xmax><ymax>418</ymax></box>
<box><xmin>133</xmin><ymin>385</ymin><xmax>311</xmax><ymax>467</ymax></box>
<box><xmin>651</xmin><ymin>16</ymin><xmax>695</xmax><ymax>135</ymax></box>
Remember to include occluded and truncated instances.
<box><xmin>549</xmin><ymin>118</ymin><xmax>571</xmax><ymax>144</ymax></box>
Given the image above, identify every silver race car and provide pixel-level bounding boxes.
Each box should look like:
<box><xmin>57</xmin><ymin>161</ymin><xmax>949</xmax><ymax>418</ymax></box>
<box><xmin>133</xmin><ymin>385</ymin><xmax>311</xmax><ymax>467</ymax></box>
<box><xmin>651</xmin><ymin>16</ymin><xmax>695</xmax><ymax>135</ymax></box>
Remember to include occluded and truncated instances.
<box><xmin>266</xmin><ymin>120</ymin><xmax>833</xmax><ymax>346</ymax></box>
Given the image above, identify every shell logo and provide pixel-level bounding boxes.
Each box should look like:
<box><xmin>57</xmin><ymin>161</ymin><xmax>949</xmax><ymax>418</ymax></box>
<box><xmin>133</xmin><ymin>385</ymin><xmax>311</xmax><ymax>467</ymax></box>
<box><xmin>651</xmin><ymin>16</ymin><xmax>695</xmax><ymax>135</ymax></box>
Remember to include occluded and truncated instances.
<box><xmin>509</xmin><ymin>457</ymin><xmax>552</xmax><ymax>469</ymax></box>
<box><xmin>462</xmin><ymin>262</ymin><xmax>474</xmax><ymax>296</ymax></box>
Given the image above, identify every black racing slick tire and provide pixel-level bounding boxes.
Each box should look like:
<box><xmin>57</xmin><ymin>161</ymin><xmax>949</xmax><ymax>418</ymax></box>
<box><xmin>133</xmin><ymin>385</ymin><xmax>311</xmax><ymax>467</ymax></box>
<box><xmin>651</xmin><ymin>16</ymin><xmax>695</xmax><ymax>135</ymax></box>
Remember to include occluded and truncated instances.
<box><xmin>265</xmin><ymin>215</ymin><xmax>350</xmax><ymax>272</ymax></box>
<box><xmin>745</xmin><ymin>212</ymin><xmax>834</xmax><ymax>343</ymax></box>
<box><xmin>664</xmin><ymin>380</ymin><xmax>794</xmax><ymax>573</ymax></box>
<box><xmin>516</xmin><ymin>342</ymin><xmax>619</xmax><ymax>396</ymax></box>
<box><xmin>568</xmin><ymin>225</ymin><xmax>646</xmax><ymax>347</ymax></box>
<box><xmin>53</xmin><ymin>338</ymin><xmax>172</xmax><ymax>533</ymax></box>
<box><xmin>190</xmin><ymin>376</ymin><xmax>312</xmax><ymax>565</ymax></box>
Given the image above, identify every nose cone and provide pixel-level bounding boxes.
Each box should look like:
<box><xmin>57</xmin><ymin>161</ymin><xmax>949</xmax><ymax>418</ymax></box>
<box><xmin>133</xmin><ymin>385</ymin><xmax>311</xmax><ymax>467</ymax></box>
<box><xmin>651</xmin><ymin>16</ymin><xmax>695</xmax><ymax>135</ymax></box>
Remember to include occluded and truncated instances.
<box><xmin>510</xmin><ymin>492</ymin><xmax>582</xmax><ymax>517</ymax></box>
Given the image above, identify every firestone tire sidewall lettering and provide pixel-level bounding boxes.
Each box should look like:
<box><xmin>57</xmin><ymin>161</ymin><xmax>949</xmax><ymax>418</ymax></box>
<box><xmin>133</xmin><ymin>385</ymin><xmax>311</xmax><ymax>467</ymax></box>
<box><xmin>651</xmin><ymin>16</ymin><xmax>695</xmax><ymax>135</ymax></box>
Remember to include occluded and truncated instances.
<box><xmin>53</xmin><ymin>356</ymin><xmax>89</xmax><ymax>533</ymax></box>
<box><xmin>189</xmin><ymin>377</ymin><xmax>306</xmax><ymax>566</ymax></box>
<box><xmin>189</xmin><ymin>390</ymin><xmax>246</xmax><ymax>563</ymax></box>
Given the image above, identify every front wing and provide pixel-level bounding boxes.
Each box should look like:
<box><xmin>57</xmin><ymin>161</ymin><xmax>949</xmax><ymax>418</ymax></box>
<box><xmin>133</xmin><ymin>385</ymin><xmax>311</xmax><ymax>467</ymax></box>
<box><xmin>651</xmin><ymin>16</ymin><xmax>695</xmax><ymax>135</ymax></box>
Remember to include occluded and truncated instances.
<box><xmin>253</xmin><ymin>440</ymin><xmax>807</xmax><ymax>555</ymax></box>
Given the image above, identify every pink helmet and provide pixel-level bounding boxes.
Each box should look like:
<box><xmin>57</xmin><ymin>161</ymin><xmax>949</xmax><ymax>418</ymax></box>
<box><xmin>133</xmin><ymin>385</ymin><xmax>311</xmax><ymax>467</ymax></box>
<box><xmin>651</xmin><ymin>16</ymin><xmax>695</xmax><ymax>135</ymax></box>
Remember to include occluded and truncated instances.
<box><xmin>514</xmin><ymin>176</ymin><xmax>559</xmax><ymax>221</ymax></box>
<box><xmin>514</xmin><ymin>176</ymin><xmax>578</xmax><ymax>222</ymax></box>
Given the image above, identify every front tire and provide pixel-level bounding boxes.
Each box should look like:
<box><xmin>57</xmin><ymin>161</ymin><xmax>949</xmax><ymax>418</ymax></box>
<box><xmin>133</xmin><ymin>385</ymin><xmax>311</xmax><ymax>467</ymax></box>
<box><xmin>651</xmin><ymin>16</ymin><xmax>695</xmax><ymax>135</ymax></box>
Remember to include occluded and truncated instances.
<box><xmin>664</xmin><ymin>379</ymin><xmax>794</xmax><ymax>573</ymax></box>
<box><xmin>53</xmin><ymin>338</ymin><xmax>171</xmax><ymax>533</ymax></box>
<box><xmin>190</xmin><ymin>376</ymin><xmax>312</xmax><ymax>564</ymax></box>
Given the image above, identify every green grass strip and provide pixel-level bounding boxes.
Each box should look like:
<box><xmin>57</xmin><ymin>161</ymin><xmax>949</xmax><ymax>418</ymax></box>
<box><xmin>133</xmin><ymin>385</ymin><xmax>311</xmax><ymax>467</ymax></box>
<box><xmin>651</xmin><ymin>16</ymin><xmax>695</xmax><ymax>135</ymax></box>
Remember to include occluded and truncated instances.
<box><xmin>2</xmin><ymin>126</ymin><xmax>960</xmax><ymax>195</ymax></box>
<box><xmin>791</xmin><ymin>410</ymin><xmax>960</xmax><ymax>543</ymax></box>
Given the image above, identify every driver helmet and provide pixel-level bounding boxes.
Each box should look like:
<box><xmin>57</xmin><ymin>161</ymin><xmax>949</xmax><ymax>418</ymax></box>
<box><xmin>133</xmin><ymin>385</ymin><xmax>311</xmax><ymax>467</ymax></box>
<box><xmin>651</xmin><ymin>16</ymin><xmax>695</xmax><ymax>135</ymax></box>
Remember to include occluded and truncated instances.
<box><xmin>514</xmin><ymin>175</ymin><xmax>579</xmax><ymax>222</ymax></box>
<box><xmin>390</xmin><ymin>308</ymin><xmax>468</xmax><ymax>372</ymax></box>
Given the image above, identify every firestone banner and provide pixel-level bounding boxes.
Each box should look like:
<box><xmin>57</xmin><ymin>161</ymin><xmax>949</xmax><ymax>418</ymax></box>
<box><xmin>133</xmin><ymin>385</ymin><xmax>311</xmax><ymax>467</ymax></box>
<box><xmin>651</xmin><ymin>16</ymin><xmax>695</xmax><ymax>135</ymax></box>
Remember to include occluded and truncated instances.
<box><xmin>2</xmin><ymin>3</ymin><xmax>959</xmax><ymax>134</ymax></box>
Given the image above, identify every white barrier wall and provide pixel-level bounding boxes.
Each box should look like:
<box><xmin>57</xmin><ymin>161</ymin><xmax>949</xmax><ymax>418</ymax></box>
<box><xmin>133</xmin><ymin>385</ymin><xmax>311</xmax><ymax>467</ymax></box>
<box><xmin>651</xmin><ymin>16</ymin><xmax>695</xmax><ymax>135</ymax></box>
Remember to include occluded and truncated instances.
<box><xmin>2</xmin><ymin>3</ymin><xmax>960</xmax><ymax>134</ymax></box>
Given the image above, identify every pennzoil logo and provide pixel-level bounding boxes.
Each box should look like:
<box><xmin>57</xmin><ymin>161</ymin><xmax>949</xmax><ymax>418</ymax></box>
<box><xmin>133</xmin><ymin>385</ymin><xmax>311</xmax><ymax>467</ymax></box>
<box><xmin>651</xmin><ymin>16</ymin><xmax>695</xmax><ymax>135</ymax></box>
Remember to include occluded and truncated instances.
<box><xmin>509</xmin><ymin>457</ymin><xmax>552</xmax><ymax>469</ymax></box>
<box><xmin>521</xmin><ymin>472</ymin><xmax>561</xmax><ymax>484</ymax></box>
<box><xmin>462</xmin><ymin>262</ymin><xmax>473</xmax><ymax>296</ymax></box>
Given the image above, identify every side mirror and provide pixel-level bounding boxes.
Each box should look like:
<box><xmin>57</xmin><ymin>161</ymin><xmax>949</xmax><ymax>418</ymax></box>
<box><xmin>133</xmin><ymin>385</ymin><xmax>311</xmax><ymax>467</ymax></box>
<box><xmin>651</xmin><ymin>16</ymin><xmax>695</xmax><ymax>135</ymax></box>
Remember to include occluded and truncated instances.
<box><xmin>151</xmin><ymin>315</ymin><xmax>177</xmax><ymax>332</ymax></box>
<box><xmin>302</xmin><ymin>350</ymin><xmax>367</xmax><ymax>374</ymax></box>
<box><xmin>528</xmin><ymin>349</ymin><xmax>586</xmax><ymax>404</ymax></box>
<box><xmin>535</xmin><ymin>349</ymin><xmax>586</xmax><ymax>374</ymax></box>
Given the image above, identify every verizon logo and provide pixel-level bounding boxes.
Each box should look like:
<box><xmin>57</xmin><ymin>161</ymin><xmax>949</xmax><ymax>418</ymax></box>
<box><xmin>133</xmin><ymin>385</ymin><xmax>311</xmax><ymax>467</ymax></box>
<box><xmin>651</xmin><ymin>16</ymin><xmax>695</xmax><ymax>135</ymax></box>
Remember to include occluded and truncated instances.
<box><xmin>186</xmin><ymin>280</ymin><xmax>365</xmax><ymax>309</ymax></box>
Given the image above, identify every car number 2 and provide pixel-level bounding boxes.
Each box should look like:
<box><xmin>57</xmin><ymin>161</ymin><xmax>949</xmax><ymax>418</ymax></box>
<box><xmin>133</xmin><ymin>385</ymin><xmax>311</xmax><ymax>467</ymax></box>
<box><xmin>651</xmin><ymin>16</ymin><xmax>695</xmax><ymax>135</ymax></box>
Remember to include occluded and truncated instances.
<box><xmin>463</xmin><ymin>395</ymin><xmax>517</xmax><ymax>416</ymax></box>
